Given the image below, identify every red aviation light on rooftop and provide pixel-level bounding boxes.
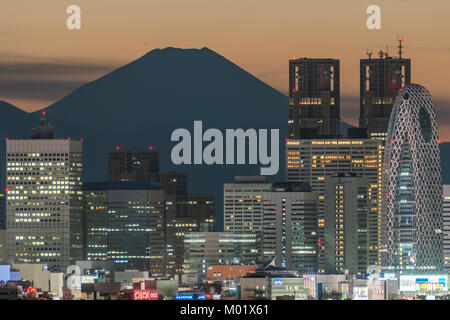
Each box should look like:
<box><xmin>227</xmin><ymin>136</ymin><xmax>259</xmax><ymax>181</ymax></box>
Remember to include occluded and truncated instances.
<box><xmin>149</xmin><ymin>146</ymin><xmax>153</xmax><ymax>150</ymax></box>
<box><xmin>80</xmin><ymin>138</ymin><xmax>84</xmax><ymax>142</ymax></box>
<box><xmin>116</xmin><ymin>146</ymin><xmax>120</xmax><ymax>150</ymax></box>
<box><xmin>5</xmin><ymin>137</ymin><xmax>8</xmax><ymax>141</ymax></box>
<box><xmin>67</xmin><ymin>137</ymin><xmax>71</xmax><ymax>141</ymax></box>
<box><xmin>397</xmin><ymin>37</ymin><xmax>404</xmax><ymax>43</ymax></box>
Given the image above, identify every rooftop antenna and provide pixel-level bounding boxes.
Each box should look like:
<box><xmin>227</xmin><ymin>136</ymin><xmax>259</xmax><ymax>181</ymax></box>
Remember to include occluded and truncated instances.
<box><xmin>397</xmin><ymin>37</ymin><xmax>404</xmax><ymax>59</ymax></box>
<box><xmin>378</xmin><ymin>50</ymin><xmax>384</xmax><ymax>59</ymax></box>
<box><xmin>40</xmin><ymin>110</ymin><xmax>47</xmax><ymax>126</ymax></box>
<box><xmin>366</xmin><ymin>50</ymin><xmax>373</xmax><ymax>59</ymax></box>
<box><xmin>386</xmin><ymin>45</ymin><xmax>389</xmax><ymax>58</ymax></box>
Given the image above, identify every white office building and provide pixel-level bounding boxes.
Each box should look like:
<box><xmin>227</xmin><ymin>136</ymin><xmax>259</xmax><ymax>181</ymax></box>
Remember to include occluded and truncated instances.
<box><xmin>6</xmin><ymin>138</ymin><xmax>83</xmax><ymax>270</ymax></box>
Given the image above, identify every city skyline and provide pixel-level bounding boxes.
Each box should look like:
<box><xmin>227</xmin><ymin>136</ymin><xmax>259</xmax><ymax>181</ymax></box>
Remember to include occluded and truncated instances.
<box><xmin>2</xmin><ymin>1</ymin><xmax>450</xmax><ymax>140</ymax></box>
<box><xmin>1</xmin><ymin>0</ymin><xmax>449</xmax><ymax>302</ymax></box>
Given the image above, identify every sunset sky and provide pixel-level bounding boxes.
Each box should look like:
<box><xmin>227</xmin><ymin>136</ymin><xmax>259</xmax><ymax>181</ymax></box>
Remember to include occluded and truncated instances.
<box><xmin>1</xmin><ymin>0</ymin><xmax>450</xmax><ymax>139</ymax></box>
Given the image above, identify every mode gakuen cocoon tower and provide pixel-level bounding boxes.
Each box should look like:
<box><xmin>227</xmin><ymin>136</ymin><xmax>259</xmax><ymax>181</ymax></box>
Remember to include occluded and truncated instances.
<box><xmin>380</xmin><ymin>84</ymin><xmax>443</xmax><ymax>272</ymax></box>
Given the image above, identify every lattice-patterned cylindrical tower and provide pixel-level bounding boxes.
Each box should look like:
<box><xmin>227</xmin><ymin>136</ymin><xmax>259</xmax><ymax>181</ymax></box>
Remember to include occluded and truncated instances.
<box><xmin>381</xmin><ymin>84</ymin><xmax>443</xmax><ymax>272</ymax></box>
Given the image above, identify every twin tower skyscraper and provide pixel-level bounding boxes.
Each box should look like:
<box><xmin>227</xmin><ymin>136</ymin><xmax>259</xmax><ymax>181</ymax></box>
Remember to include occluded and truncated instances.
<box><xmin>288</xmin><ymin>39</ymin><xmax>443</xmax><ymax>273</ymax></box>
<box><xmin>288</xmin><ymin>39</ymin><xmax>411</xmax><ymax>142</ymax></box>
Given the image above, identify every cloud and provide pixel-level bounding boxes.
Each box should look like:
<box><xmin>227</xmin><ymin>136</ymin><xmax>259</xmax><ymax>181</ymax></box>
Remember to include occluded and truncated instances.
<box><xmin>0</xmin><ymin>53</ymin><xmax>118</xmax><ymax>79</ymax></box>
<box><xmin>0</xmin><ymin>79</ymin><xmax>86</xmax><ymax>101</ymax></box>
<box><xmin>0</xmin><ymin>61</ymin><xmax>115</xmax><ymax>78</ymax></box>
<box><xmin>0</xmin><ymin>54</ymin><xmax>120</xmax><ymax>106</ymax></box>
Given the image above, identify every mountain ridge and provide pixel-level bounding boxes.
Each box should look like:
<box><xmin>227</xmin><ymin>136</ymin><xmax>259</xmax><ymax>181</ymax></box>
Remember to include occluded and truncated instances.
<box><xmin>1</xmin><ymin>47</ymin><xmax>450</xmax><ymax>230</ymax></box>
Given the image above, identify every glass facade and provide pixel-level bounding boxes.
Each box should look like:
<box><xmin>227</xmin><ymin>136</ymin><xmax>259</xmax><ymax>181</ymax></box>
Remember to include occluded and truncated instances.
<box><xmin>381</xmin><ymin>84</ymin><xmax>443</xmax><ymax>272</ymax></box>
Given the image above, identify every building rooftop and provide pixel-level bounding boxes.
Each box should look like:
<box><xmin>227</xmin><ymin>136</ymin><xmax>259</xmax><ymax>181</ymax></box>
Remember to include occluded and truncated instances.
<box><xmin>83</xmin><ymin>181</ymin><xmax>163</xmax><ymax>191</ymax></box>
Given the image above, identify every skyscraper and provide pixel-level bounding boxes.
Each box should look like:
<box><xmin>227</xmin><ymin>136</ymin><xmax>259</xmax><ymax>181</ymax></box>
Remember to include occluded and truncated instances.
<box><xmin>324</xmin><ymin>173</ymin><xmax>370</xmax><ymax>276</ymax></box>
<box><xmin>262</xmin><ymin>182</ymin><xmax>318</xmax><ymax>273</ymax></box>
<box><xmin>443</xmin><ymin>185</ymin><xmax>450</xmax><ymax>274</ymax></box>
<box><xmin>289</xmin><ymin>58</ymin><xmax>341</xmax><ymax>139</ymax></box>
<box><xmin>286</xmin><ymin>139</ymin><xmax>382</xmax><ymax>272</ymax></box>
<box><xmin>6</xmin><ymin>127</ymin><xmax>83</xmax><ymax>270</ymax></box>
<box><xmin>359</xmin><ymin>39</ymin><xmax>411</xmax><ymax>143</ymax></box>
<box><xmin>224</xmin><ymin>176</ymin><xmax>271</xmax><ymax>259</ymax></box>
<box><xmin>0</xmin><ymin>193</ymin><xmax>5</xmax><ymax>230</ymax></box>
<box><xmin>170</xmin><ymin>194</ymin><xmax>216</xmax><ymax>275</ymax></box>
<box><xmin>381</xmin><ymin>84</ymin><xmax>443</xmax><ymax>272</ymax></box>
<box><xmin>83</xmin><ymin>182</ymin><xmax>176</xmax><ymax>276</ymax></box>
<box><xmin>107</xmin><ymin>148</ymin><xmax>188</xmax><ymax>196</ymax></box>
<box><xmin>107</xmin><ymin>148</ymin><xmax>159</xmax><ymax>182</ymax></box>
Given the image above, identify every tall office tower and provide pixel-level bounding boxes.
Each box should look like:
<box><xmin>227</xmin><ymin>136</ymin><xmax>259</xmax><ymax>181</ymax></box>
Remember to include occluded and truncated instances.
<box><xmin>381</xmin><ymin>84</ymin><xmax>443</xmax><ymax>272</ymax></box>
<box><xmin>262</xmin><ymin>182</ymin><xmax>317</xmax><ymax>273</ymax></box>
<box><xmin>83</xmin><ymin>186</ymin><xmax>108</xmax><ymax>262</ymax></box>
<box><xmin>107</xmin><ymin>148</ymin><xmax>159</xmax><ymax>182</ymax></box>
<box><xmin>286</xmin><ymin>139</ymin><xmax>382</xmax><ymax>273</ymax></box>
<box><xmin>0</xmin><ymin>229</ymin><xmax>6</xmax><ymax>263</ymax></box>
<box><xmin>324</xmin><ymin>173</ymin><xmax>370</xmax><ymax>276</ymax></box>
<box><xmin>177</xmin><ymin>194</ymin><xmax>216</xmax><ymax>231</ymax></box>
<box><xmin>288</xmin><ymin>58</ymin><xmax>341</xmax><ymax>139</ymax></box>
<box><xmin>6</xmin><ymin>116</ymin><xmax>83</xmax><ymax>270</ymax></box>
<box><xmin>170</xmin><ymin>194</ymin><xmax>216</xmax><ymax>275</ymax></box>
<box><xmin>183</xmin><ymin>232</ymin><xmax>259</xmax><ymax>277</ymax></box>
<box><xmin>0</xmin><ymin>193</ymin><xmax>5</xmax><ymax>230</ymax></box>
<box><xmin>443</xmin><ymin>185</ymin><xmax>450</xmax><ymax>274</ymax></box>
<box><xmin>359</xmin><ymin>39</ymin><xmax>411</xmax><ymax>143</ymax></box>
<box><xmin>0</xmin><ymin>193</ymin><xmax>4</xmax><ymax>262</ymax></box>
<box><xmin>83</xmin><ymin>182</ymin><xmax>176</xmax><ymax>277</ymax></box>
<box><xmin>107</xmin><ymin>148</ymin><xmax>187</xmax><ymax>196</ymax></box>
<box><xmin>224</xmin><ymin>176</ymin><xmax>271</xmax><ymax>255</ymax></box>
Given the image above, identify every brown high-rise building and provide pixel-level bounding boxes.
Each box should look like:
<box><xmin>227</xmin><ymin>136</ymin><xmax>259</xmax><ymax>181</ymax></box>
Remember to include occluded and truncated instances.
<box><xmin>289</xmin><ymin>58</ymin><xmax>341</xmax><ymax>139</ymax></box>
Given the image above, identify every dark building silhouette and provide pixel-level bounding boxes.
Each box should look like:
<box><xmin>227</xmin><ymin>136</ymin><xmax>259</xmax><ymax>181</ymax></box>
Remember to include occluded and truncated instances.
<box><xmin>148</xmin><ymin>172</ymin><xmax>188</xmax><ymax>196</ymax></box>
<box><xmin>103</xmin><ymin>148</ymin><xmax>215</xmax><ymax>277</ymax></box>
<box><xmin>176</xmin><ymin>194</ymin><xmax>216</xmax><ymax>230</ymax></box>
<box><xmin>83</xmin><ymin>182</ymin><xmax>177</xmax><ymax>277</ymax></box>
<box><xmin>359</xmin><ymin>38</ymin><xmax>411</xmax><ymax>143</ymax></box>
<box><xmin>107</xmin><ymin>148</ymin><xmax>159</xmax><ymax>181</ymax></box>
<box><xmin>30</xmin><ymin>111</ymin><xmax>55</xmax><ymax>139</ymax></box>
<box><xmin>289</xmin><ymin>58</ymin><xmax>341</xmax><ymax>139</ymax></box>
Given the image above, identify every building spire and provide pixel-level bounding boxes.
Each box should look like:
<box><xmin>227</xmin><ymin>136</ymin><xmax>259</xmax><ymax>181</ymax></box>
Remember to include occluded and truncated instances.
<box><xmin>397</xmin><ymin>37</ymin><xmax>404</xmax><ymax>59</ymax></box>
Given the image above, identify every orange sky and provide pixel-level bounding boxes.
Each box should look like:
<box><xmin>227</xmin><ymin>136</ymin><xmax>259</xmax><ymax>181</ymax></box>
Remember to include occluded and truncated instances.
<box><xmin>1</xmin><ymin>0</ymin><xmax>450</xmax><ymax>139</ymax></box>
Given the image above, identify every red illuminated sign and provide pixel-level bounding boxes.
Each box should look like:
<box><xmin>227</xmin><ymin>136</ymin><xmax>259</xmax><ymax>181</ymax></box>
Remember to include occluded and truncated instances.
<box><xmin>133</xmin><ymin>290</ymin><xmax>158</xmax><ymax>300</ymax></box>
<box><xmin>26</xmin><ymin>287</ymin><xmax>37</xmax><ymax>294</ymax></box>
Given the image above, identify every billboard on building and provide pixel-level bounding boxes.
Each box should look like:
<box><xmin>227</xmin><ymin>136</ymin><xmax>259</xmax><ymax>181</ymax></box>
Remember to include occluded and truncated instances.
<box><xmin>353</xmin><ymin>287</ymin><xmax>368</xmax><ymax>300</ymax></box>
<box><xmin>133</xmin><ymin>289</ymin><xmax>159</xmax><ymax>300</ymax></box>
<box><xmin>399</xmin><ymin>275</ymin><xmax>448</xmax><ymax>294</ymax></box>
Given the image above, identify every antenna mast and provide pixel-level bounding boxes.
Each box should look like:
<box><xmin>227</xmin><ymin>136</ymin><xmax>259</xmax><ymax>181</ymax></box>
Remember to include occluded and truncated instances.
<box><xmin>397</xmin><ymin>37</ymin><xmax>404</xmax><ymax>59</ymax></box>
